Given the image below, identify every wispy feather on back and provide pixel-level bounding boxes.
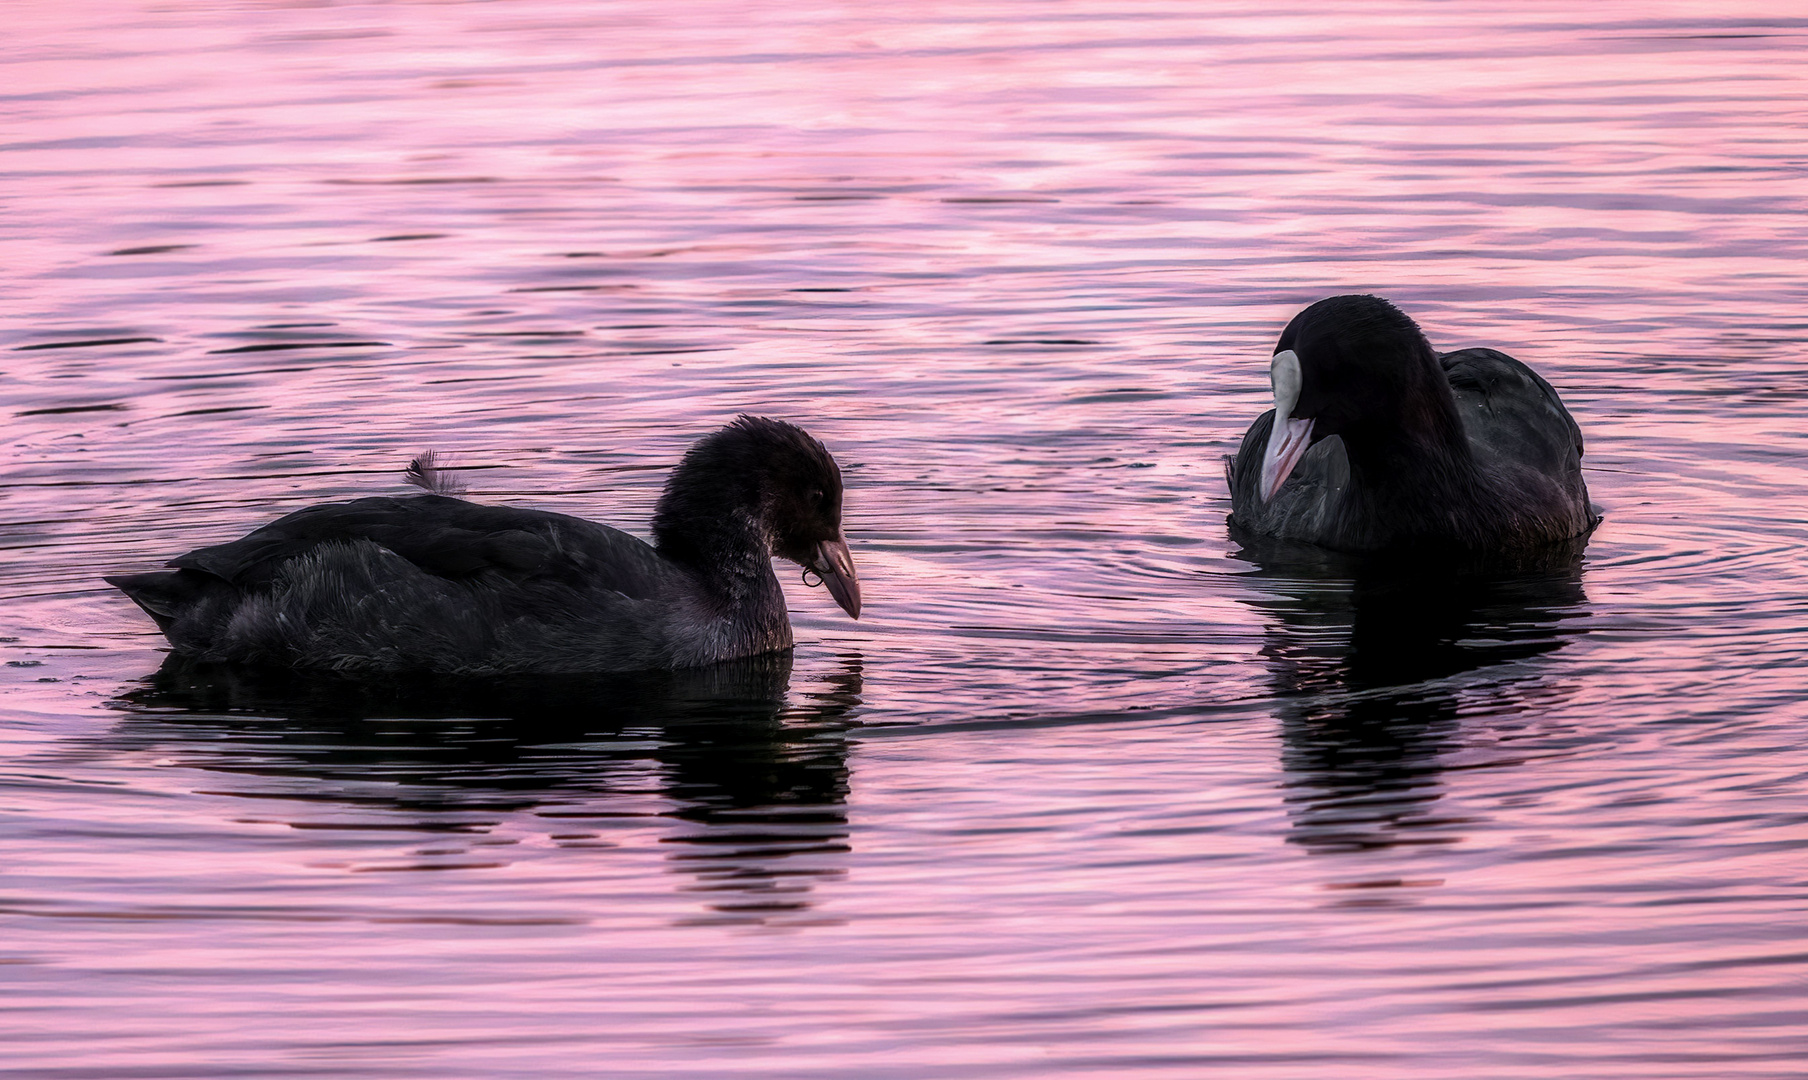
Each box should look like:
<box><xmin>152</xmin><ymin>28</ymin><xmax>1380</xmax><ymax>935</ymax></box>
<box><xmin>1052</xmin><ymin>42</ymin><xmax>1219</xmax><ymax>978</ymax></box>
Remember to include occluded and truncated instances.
<box><xmin>403</xmin><ymin>451</ymin><xmax>468</xmax><ymax>497</ymax></box>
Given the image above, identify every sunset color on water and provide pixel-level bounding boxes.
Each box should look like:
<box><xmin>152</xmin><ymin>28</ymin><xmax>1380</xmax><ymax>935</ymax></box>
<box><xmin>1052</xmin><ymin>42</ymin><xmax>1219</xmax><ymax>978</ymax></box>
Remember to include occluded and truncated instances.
<box><xmin>3</xmin><ymin>2</ymin><xmax>1806</xmax><ymax>1076</ymax></box>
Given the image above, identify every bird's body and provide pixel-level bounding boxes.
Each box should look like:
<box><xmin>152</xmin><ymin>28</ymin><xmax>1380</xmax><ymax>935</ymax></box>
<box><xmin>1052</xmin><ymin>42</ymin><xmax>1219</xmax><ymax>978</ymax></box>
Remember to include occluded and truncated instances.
<box><xmin>1227</xmin><ymin>296</ymin><xmax>1595</xmax><ymax>555</ymax></box>
<box><xmin>107</xmin><ymin>417</ymin><xmax>860</xmax><ymax>674</ymax></box>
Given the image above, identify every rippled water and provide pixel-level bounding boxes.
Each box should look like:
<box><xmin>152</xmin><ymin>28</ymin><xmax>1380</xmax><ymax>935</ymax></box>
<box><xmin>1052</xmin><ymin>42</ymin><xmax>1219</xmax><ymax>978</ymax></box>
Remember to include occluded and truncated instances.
<box><xmin>5</xmin><ymin>2</ymin><xmax>1808</xmax><ymax>1076</ymax></box>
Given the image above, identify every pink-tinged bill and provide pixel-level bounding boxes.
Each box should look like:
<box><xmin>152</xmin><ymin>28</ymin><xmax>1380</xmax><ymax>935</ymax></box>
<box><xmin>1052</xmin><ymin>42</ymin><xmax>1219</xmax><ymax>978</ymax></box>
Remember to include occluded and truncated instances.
<box><xmin>1260</xmin><ymin>416</ymin><xmax>1315</xmax><ymax>502</ymax></box>
<box><xmin>1259</xmin><ymin>348</ymin><xmax>1312</xmax><ymax>502</ymax></box>
<box><xmin>812</xmin><ymin>537</ymin><xmax>861</xmax><ymax>619</ymax></box>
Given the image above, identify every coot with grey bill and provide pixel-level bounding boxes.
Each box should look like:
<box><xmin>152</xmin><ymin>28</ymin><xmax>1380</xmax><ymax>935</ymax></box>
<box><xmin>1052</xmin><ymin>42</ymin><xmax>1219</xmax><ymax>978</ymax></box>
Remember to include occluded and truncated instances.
<box><xmin>1227</xmin><ymin>295</ymin><xmax>1596</xmax><ymax>554</ymax></box>
<box><xmin>107</xmin><ymin>416</ymin><xmax>860</xmax><ymax>674</ymax></box>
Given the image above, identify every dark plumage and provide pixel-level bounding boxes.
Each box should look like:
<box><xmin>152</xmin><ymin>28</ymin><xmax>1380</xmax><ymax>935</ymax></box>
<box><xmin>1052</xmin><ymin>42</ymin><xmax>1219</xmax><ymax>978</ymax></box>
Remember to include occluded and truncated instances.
<box><xmin>106</xmin><ymin>416</ymin><xmax>861</xmax><ymax>674</ymax></box>
<box><xmin>1227</xmin><ymin>295</ymin><xmax>1597</xmax><ymax>554</ymax></box>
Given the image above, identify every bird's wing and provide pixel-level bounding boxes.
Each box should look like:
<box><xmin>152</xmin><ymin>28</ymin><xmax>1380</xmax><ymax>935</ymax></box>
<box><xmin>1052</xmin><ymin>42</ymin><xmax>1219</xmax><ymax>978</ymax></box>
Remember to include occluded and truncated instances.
<box><xmin>1227</xmin><ymin>409</ymin><xmax>1352</xmax><ymax>543</ymax></box>
<box><xmin>1440</xmin><ymin>347</ymin><xmax>1584</xmax><ymax>481</ymax></box>
<box><xmin>168</xmin><ymin>494</ymin><xmax>681</xmax><ymax>599</ymax></box>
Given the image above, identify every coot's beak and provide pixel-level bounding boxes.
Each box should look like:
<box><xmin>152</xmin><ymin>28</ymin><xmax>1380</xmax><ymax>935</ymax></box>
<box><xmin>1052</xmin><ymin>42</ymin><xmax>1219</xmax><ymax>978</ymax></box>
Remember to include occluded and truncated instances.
<box><xmin>1259</xmin><ymin>347</ymin><xmax>1313</xmax><ymax>502</ymax></box>
<box><xmin>1260</xmin><ymin>416</ymin><xmax>1314</xmax><ymax>503</ymax></box>
<box><xmin>810</xmin><ymin>537</ymin><xmax>862</xmax><ymax>619</ymax></box>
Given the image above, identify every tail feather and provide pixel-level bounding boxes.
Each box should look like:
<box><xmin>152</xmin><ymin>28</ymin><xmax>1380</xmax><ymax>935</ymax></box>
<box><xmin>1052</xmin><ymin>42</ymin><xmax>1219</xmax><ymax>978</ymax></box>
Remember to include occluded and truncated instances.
<box><xmin>105</xmin><ymin>571</ymin><xmax>197</xmax><ymax>632</ymax></box>
<box><xmin>404</xmin><ymin>451</ymin><xmax>468</xmax><ymax>496</ymax></box>
<box><xmin>107</xmin><ymin>569</ymin><xmax>242</xmax><ymax>653</ymax></box>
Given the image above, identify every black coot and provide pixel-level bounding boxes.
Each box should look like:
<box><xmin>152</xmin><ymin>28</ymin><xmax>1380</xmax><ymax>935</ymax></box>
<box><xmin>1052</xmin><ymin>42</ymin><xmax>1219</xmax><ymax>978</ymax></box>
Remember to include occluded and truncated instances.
<box><xmin>107</xmin><ymin>416</ymin><xmax>861</xmax><ymax>674</ymax></box>
<box><xmin>1227</xmin><ymin>295</ymin><xmax>1596</xmax><ymax>554</ymax></box>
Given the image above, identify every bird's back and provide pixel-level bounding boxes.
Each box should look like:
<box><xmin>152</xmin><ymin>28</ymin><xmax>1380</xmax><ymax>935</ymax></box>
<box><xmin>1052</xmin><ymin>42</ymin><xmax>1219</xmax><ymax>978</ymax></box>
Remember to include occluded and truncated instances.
<box><xmin>1440</xmin><ymin>348</ymin><xmax>1594</xmax><ymax>541</ymax></box>
<box><xmin>107</xmin><ymin>495</ymin><xmax>762</xmax><ymax>674</ymax></box>
<box><xmin>171</xmin><ymin>495</ymin><xmax>672</xmax><ymax>596</ymax></box>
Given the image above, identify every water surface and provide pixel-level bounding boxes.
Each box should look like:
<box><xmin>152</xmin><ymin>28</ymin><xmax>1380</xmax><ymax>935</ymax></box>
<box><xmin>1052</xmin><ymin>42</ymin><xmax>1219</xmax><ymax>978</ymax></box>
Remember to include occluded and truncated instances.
<box><xmin>4</xmin><ymin>2</ymin><xmax>1808</xmax><ymax>1077</ymax></box>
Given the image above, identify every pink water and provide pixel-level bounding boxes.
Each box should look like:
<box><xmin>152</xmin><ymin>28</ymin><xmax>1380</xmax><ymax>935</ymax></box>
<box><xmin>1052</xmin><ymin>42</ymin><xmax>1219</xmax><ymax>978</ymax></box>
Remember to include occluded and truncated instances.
<box><xmin>4</xmin><ymin>2</ymin><xmax>1808</xmax><ymax>1077</ymax></box>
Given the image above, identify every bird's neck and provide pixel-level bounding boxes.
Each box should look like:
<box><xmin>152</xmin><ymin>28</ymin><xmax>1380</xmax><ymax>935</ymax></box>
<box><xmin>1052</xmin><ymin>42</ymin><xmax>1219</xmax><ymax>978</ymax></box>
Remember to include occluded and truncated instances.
<box><xmin>1339</xmin><ymin>406</ymin><xmax>1496</xmax><ymax>546</ymax></box>
<box><xmin>653</xmin><ymin>497</ymin><xmax>790</xmax><ymax>640</ymax></box>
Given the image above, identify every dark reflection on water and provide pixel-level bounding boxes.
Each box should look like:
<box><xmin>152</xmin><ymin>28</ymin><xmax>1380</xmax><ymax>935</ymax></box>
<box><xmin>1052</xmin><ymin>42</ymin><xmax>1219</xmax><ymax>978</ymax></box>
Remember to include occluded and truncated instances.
<box><xmin>1235</xmin><ymin>539</ymin><xmax>1589</xmax><ymax>857</ymax></box>
<box><xmin>103</xmin><ymin>650</ymin><xmax>863</xmax><ymax>917</ymax></box>
<box><xmin>652</xmin><ymin>655</ymin><xmax>861</xmax><ymax>918</ymax></box>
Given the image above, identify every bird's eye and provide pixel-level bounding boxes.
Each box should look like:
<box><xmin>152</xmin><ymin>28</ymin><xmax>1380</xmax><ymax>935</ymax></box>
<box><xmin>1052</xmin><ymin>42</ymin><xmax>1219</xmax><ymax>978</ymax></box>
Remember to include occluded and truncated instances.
<box><xmin>808</xmin><ymin>488</ymin><xmax>825</xmax><ymax>504</ymax></box>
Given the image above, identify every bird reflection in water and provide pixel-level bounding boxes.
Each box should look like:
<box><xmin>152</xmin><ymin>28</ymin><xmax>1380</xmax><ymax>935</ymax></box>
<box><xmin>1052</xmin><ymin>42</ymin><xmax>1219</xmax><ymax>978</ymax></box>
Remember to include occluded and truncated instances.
<box><xmin>105</xmin><ymin>650</ymin><xmax>864</xmax><ymax>923</ymax></box>
<box><xmin>1232</xmin><ymin>534</ymin><xmax>1590</xmax><ymax>862</ymax></box>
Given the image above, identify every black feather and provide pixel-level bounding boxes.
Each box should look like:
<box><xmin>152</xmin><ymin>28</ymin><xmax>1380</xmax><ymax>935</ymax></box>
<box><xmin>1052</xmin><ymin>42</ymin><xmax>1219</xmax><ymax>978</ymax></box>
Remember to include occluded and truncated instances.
<box><xmin>107</xmin><ymin>418</ymin><xmax>857</xmax><ymax>674</ymax></box>
<box><xmin>403</xmin><ymin>450</ymin><xmax>467</xmax><ymax>496</ymax></box>
<box><xmin>1228</xmin><ymin>295</ymin><xmax>1597</xmax><ymax>555</ymax></box>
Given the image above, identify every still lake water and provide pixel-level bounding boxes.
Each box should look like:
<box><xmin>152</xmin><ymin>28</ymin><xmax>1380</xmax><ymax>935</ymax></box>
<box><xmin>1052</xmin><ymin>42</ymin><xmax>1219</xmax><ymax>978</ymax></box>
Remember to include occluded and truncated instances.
<box><xmin>5</xmin><ymin>1</ymin><xmax>1808</xmax><ymax>1075</ymax></box>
